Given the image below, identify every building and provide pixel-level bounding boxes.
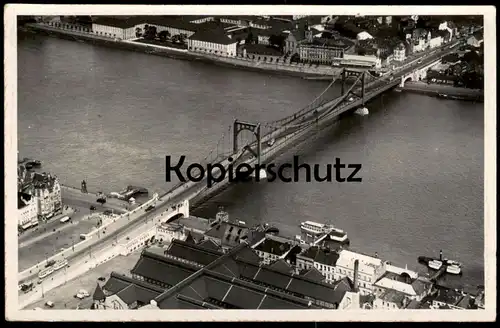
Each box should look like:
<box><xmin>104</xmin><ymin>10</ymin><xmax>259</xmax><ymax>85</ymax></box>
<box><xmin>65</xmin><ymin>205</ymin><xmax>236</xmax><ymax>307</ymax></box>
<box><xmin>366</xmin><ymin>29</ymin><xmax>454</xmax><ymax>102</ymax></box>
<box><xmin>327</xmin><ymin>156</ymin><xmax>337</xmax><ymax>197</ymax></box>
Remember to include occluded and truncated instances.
<box><xmin>341</xmin><ymin>54</ymin><xmax>379</xmax><ymax>68</ymax></box>
<box><xmin>356</xmin><ymin>31</ymin><xmax>374</xmax><ymax>41</ymax></box>
<box><xmin>284</xmin><ymin>29</ymin><xmax>307</xmax><ymax>55</ymax></box>
<box><xmin>372</xmin><ymin>270</ymin><xmax>432</xmax><ymax>302</ymax></box>
<box><xmin>412</xmin><ymin>28</ymin><xmax>431</xmax><ymax>52</ymax></box>
<box><xmin>334</xmin><ymin>250</ymin><xmax>383</xmax><ymax>295</ymax></box>
<box><xmin>202</xmin><ymin>220</ymin><xmax>252</xmax><ymax>252</ymax></box>
<box><xmin>91</xmin><ymin>16</ymin><xmax>144</xmax><ymax>40</ymax></box>
<box><xmin>23</xmin><ymin>172</ymin><xmax>62</xmax><ymax>219</ymax></box>
<box><xmin>295</xmin><ymin>246</ymin><xmax>340</xmax><ymax>284</ymax></box>
<box><xmin>252</xmin><ymin>235</ymin><xmax>302</xmax><ymax>265</ymax></box>
<box><xmin>467</xmin><ymin>30</ymin><xmax>484</xmax><ymax>48</ymax></box>
<box><xmin>187</xmin><ymin>27</ymin><xmax>238</xmax><ymax>57</ymax></box>
<box><xmin>430</xmin><ymin>286</ymin><xmax>472</xmax><ymax>309</ymax></box>
<box><xmin>95</xmin><ymin>239</ymin><xmax>354</xmax><ymax>309</ymax></box>
<box><xmin>393</xmin><ymin>43</ymin><xmax>406</xmax><ymax>62</ymax></box>
<box><xmin>429</xmin><ymin>30</ymin><xmax>443</xmax><ymax>49</ymax></box>
<box><xmin>18</xmin><ymin>192</ymin><xmax>38</xmax><ymax>229</ymax></box>
<box><xmin>298</xmin><ymin>44</ymin><xmax>344</xmax><ymax>65</ymax></box>
<box><xmin>373</xmin><ymin>290</ymin><xmax>410</xmax><ymax>309</ymax></box>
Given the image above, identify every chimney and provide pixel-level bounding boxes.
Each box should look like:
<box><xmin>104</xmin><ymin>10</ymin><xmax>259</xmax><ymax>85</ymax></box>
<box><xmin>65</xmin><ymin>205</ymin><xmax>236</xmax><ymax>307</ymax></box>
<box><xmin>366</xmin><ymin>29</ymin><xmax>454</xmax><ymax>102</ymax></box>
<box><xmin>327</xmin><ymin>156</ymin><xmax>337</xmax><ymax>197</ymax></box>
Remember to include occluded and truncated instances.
<box><xmin>353</xmin><ymin>259</ymin><xmax>359</xmax><ymax>292</ymax></box>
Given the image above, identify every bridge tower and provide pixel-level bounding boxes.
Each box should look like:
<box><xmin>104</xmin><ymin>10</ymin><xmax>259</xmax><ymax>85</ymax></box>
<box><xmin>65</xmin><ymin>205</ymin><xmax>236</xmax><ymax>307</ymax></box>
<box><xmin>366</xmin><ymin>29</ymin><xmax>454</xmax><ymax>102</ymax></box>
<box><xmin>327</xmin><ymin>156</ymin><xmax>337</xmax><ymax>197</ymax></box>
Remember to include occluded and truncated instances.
<box><xmin>340</xmin><ymin>68</ymin><xmax>367</xmax><ymax>106</ymax></box>
<box><xmin>233</xmin><ymin>120</ymin><xmax>262</xmax><ymax>169</ymax></box>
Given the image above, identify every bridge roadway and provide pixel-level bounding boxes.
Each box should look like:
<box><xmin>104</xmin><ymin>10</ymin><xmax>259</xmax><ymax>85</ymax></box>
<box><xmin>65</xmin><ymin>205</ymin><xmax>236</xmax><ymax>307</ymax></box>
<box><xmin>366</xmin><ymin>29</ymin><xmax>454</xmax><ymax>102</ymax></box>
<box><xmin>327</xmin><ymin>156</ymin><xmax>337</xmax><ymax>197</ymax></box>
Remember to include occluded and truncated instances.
<box><xmin>17</xmin><ymin>40</ymin><xmax>460</xmax><ymax>289</ymax></box>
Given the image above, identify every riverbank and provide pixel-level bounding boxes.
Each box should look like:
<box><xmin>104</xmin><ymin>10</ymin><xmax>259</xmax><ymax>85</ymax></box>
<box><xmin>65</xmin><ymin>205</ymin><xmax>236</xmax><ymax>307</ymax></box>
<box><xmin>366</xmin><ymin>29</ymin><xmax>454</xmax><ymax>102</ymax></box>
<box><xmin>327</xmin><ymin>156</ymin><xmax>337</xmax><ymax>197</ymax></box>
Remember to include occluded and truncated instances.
<box><xmin>22</xmin><ymin>23</ymin><xmax>341</xmax><ymax>79</ymax></box>
<box><xmin>397</xmin><ymin>81</ymin><xmax>484</xmax><ymax>102</ymax></box>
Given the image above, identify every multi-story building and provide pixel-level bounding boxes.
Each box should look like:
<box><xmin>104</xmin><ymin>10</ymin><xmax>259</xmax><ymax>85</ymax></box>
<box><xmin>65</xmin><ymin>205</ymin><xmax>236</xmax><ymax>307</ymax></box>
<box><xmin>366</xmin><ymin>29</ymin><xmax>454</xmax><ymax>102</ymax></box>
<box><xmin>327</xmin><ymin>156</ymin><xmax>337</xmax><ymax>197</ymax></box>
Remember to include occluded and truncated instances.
<box><xmin>372</xmin><ymin>270</ymin><xmax>433</xmax><ymax>302</ymax></box>
<box><xmin>334</xmin><ymin>250</ymin><xmax>383</xmax><ymax>295</ymax></box>
<box><xmin>393</xmin><ymin>43</ymin><xmax>406</xmax><ymax>62</ymax></box>
<box><xmin>202</xmin><ymin>220</ymin><xmax>252</xmax><ymax>252</ymax></box>
<box><xmin>18</xmin><ymin>192</ymin><xmax>38</xmax><ymax>229</ymax></box>
<box><xmin>373</xmin><ymin>290</ymin><xmax>410</xmax><ymax>309</ymax></box>
<box><xmin>467</xmin><ymin>30</ymin><xmax>484</xmax><ymax>48</ymax></box>
<box><xmin>298</xmin><ymin>44</ymin><xmax>344</xmax><ymax>65</ymax></box>
<box><xmin>412</xmin><ymin>28</ymin><xmax>431</xmax><ymax>52</ymax></box>
<box><xmin>23</xmin><ymin>172</ymin><xmax>62</xmax><ymax>219</ymax></box>
<box><xmin>187</xmin><ymin>28</ymin><xmax>238</xmax><ymax>57</ymax></box>
<box><xmin>91</xmin><ymin>16</ymin><xmax>143</xmax><ymax>40</ymax></box>
<box><xmin>429</xmin><ymin>30</ymin><xmax>443</xmax><ymax>49</ymax></box>
<box><xmin>252</xmin><ymin>234</ymin><xmax>302</xmax><ymax>265</ymax></box>
<box><xmin>295</xmin><ymin>246</ymin><xmax>340</xmax><ymax>284</ymax></box>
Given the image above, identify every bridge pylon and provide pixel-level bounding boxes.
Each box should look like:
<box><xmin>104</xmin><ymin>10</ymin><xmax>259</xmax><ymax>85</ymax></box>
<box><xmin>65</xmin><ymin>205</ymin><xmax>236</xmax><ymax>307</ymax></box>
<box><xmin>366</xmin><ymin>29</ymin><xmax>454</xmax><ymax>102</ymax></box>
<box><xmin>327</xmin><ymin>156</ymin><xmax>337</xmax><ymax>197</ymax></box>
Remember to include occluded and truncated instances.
<box><xmin>340</xmin><ymin>68</ymin><xmax>367</xmax><ymax>106</ymax></box>
<box><xmin>233</xmin><ymin>120</ymin><xmax>262</xmax><ymax>169</ymax></box>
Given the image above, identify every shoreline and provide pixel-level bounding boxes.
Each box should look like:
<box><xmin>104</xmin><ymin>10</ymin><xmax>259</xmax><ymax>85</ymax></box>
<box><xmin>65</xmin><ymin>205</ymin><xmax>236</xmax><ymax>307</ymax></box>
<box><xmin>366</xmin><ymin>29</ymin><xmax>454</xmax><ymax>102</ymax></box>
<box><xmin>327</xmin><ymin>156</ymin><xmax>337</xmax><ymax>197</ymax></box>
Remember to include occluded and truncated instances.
<box><xmin>22</xmin><ymin>23</ymin><xmax>342</xmax><ymax>79</ymax></box>
<box><xmin>397</xmin><ymin>82</ymin><xmax>484</xmax><ymax>102</ymax></box>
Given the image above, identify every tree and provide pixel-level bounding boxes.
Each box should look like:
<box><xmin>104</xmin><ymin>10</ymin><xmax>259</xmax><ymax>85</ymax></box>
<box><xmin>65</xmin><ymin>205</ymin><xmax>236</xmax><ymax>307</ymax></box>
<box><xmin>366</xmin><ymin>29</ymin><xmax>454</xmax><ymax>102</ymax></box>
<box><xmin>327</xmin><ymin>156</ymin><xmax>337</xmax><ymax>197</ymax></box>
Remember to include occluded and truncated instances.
<box><xmin>269</xmin><ymin>34</ymin><xmax>286</xmax><ymax>52</ymax></box>
<box><xmin>135</xmin><ymin>27</ymin><xmax>143</xmax><ymax>38</ymax></box>
<box><xmin>158</xmin><ymin>30</ymin><xmax>170</xmax><ymax>42</ymax></box>
<box><xmin>245</xmin><ymin>31</ymin><xmax>256</xmax><ymax>45</ymax></box>
<box><xmin>144</xmin><ymin>25</ymin><xmax>157</xmax><ymax>40</ymax></box>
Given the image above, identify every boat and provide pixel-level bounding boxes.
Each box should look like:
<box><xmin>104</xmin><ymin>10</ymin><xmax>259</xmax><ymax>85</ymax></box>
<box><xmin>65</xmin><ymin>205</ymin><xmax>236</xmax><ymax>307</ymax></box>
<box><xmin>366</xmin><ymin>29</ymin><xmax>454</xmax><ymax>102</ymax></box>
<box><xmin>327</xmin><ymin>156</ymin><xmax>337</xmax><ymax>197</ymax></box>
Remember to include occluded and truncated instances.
<box><xmin>300</xmin><ymin>221</ymin><xmax>335</xmax><ymax>235</ymax></box>
<box><xmin>327</xmin><ymin>228</ymin><xmax>349</xmax><ymax>243</ymax></box>
<box><xmin>53</xmin><ymin>259</ymin><xmax>68</xmax><ymax>271</ymax></box>
<box><xmin>264</xmin><ymin>225</ymin><xmax>279</xmax><ymax>235</ymax></box>
<box><xmin>428</xmin><ymin>260</ymin><xmax>443</xmax><ymax>270</ymax></box>
<box><xmin>38</xmin><ymin>267</ymin><xmax>54</xmax><ymax>279</ymax></box>
<box><xmin>446</xmin><ymin>264</ymin><xmax>462</xmax><ymax>275</ymax></box>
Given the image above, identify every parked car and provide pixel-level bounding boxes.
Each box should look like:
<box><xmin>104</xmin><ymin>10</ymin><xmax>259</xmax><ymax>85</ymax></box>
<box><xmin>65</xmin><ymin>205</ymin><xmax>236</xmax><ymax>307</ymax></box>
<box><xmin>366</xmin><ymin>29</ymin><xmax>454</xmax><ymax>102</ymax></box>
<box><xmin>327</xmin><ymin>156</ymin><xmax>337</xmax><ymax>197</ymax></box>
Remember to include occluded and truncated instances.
<box><xmin>145</xmin><ymin>205</ymin><xmax>155</xmax><ymax>212</ymax></box>
<box><xmin>89</xmin><ymin>205</ymin><xmax>96</xmax><ymax>211</ymax></box>
<box><xmin>45</xmin><ymin>301</ymin><xmax>54</xmax><ymax>308</ymax></box>
<box><xmin>98</xmin><ymin>277</ymin><xmax>106</xmax><ymax>282</ymax></box>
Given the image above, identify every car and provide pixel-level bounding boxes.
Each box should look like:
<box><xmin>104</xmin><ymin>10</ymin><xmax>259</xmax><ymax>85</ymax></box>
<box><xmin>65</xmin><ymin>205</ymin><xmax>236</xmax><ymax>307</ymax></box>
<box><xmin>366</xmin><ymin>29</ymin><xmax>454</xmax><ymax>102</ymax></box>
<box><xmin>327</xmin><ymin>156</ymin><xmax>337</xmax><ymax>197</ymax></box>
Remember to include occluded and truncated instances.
<box><xmin>90</xmin><ymin>205</ymin><xmax>96</xmax><ymax>211</ymax></box>
<box><xmin>145</xmin><ymin>205</ymin><xmax>155</xmax><ymax>212</ymax></box>
<box><xmin>45</xmin><ymin>301</ymin><xmax>54</xmax><ymax>308</ymax></box>
<box><xmin>98</xmin><ymin>277</ymin><xmax>106</xmax><ymax>282</ymax></box>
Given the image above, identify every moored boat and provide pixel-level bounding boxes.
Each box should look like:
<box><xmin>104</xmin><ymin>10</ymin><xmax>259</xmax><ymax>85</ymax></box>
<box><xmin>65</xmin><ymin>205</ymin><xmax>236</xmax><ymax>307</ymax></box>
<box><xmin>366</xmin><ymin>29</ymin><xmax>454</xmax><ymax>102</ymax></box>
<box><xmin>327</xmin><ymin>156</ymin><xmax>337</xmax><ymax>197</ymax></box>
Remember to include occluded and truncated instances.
<box><xmin>327</xmin><ymin>228</ymin><xmax>349</xmax><ymax>243</ymax></box>
<box><xmin>428</xmin><ymin>260</ymin><xmax>443</xmax><ymax>270</ymax></box>
<box><xmin>300</xmin><ymin>221</ymin><xmax>335</xmax><ymax>235</ymax></box>
<box><xmin>446</xmin><ymin>264</ymin><xmax>462</xmax><ymax>275</ymax></box>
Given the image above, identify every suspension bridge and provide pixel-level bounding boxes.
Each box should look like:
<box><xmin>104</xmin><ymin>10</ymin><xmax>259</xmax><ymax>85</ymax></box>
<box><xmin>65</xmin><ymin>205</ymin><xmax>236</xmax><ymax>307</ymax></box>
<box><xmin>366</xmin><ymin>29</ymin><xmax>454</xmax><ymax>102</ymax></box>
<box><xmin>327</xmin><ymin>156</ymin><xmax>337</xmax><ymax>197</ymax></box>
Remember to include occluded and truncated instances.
<box><xmin>163</xmin><ymin>44</ymin><xmax>456</xmax><ymax>206</ymax></box>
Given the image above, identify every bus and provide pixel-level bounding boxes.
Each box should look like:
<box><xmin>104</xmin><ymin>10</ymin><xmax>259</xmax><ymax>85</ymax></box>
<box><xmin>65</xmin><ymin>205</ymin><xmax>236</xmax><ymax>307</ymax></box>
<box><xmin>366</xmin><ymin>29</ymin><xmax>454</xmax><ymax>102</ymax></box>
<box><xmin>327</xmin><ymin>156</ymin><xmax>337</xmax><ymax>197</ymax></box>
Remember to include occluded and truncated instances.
<box><xmin>60</xmin><ymin>216</ymin><xmax>71</xmax><ymax>224</ymax></box>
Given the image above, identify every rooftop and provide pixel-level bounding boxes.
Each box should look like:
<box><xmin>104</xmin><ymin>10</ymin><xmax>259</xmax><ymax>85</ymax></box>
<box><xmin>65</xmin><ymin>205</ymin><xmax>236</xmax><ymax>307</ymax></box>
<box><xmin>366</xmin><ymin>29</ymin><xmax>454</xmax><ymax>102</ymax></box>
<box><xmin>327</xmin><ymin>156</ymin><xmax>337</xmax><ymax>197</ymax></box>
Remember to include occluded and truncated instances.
<box><xmin>378</xmin><ymin>290</ymin><xmax>407</xmax><ymax>307</ymax></box>
<box><xmin>18</xmin><ymin>192</ymin><xmax>32</xmax><ymax>209</ymax></box>
<box><xmin>433</xmin><ymin>286</ymin><xmax>464</xmax><ymax>305</ymax></box>
<box><xmin>298</xmin><ymin>246</ymin><xmax>339</xmax><ymax>267</ymax></box>
<box><xmin>204</xmin><ymin>221</ymin><xmax>250</xmax><ymax>247</ymax></box>
<box><xmin>253</xmin><ymin>237</ymin><xmax>292</xmax><ymax>256</ymax></box>
<box><xmin>123</xmin><ymin>239</ymin><xmax>352</xmax><ymax>308</ymax></box>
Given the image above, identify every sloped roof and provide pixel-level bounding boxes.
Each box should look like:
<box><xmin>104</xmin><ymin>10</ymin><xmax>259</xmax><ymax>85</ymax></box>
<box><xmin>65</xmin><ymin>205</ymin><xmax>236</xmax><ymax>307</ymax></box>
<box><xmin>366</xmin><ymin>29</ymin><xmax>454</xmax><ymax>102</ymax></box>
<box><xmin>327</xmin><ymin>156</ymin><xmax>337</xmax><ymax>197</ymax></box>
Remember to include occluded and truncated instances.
<box><xmin>302</xmin><ymin>267</ymin><xmax>325</xmax><ymax>282</ymax></box>
<box><xmin>267</xmin><ymin>259</ymin><xmax>293</xmax><ymax>274</ymax></box>
<box><xmin>189</xmin><ymin>27</ymin><xmax>237</xmax><ymax>45</ymax></box>
<box><xmin>197</xmin><ymin>239</ymin><xmax>221</xmax><ymax>251</ymax></box>
<box><xmin>93</xmin><ymin>283</ymin><xmax>106</xmax><ymax>301</ymax></box>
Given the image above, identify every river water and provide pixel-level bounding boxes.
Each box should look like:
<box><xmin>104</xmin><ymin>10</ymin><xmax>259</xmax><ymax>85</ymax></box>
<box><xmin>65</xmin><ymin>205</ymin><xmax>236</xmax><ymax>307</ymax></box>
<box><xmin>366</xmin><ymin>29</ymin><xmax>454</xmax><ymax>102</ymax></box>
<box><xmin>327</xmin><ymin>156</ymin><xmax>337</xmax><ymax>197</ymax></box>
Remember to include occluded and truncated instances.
<box><xmin>17</xmin><ymin>32</ymin><xmax>484</xmax><ymax>290</ymax></box>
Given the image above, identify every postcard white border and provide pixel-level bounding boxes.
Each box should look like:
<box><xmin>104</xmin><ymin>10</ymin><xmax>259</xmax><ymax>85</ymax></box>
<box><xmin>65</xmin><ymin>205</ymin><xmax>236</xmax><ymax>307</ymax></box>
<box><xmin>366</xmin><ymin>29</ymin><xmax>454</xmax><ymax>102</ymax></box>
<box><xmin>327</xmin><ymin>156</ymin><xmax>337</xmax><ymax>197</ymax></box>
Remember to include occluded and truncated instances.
<box><xmin>4</xmin><ymin>4</ymin><xmax>497</xmax><ymax>322</ymax></box>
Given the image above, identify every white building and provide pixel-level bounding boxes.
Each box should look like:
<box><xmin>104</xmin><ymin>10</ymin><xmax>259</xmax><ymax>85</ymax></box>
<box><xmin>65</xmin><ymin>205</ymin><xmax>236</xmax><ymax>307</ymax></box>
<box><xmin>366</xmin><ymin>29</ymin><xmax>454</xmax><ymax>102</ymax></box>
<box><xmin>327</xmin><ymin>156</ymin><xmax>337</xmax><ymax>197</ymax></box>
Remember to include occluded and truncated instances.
<box><xmin>467</xmin><ymin>30</ymin><xmax>484</xmax><ymax>48</ymax></box>
<box><xmin>393</xmin><ymin>43</ymin><xmax>406</xmax><ymax>62</ymax></box>
<box><xmin>187</xmin><ymin>28</ymin><xmax>238</xmax><ymax>57</ymax></box>
<box><xmin>356</xmin><ymin>31</ymin><xmax>374</xmax><ymax>41</ymax></box>
<box><xmin>92</xmin><ymin>17</ymin><xmax>142</xmax><ymax>40</ymax></box>
<box><xmin>342</xmin><ymin>54</ymin><xmax>379</xmax><ymax>68</ymax></box>
<box><xmin>252</xmin><ymin>235</ymin><xmax>297</xmax><ymax>265</ymax></box>
<box><xmin>18</xmin><ymin>192</ymin><xmax>38</xmax><ymax>229</ymax></box>
<box><xmin>438</xmin><ymin>21</ymin><xmax>454</xmax><ymax>40</ymax></box>
<box><xmin>24</xmin><ymin>172</ymin><xmax>62</xmax><ymax>219</ymax></box>
<box><xmin>334</xmin><ymin>250</ymin><xmax>383</xmax><ymax>295</ymax></box>
<box><xmin>429</xmin><ymin>31</ymin><xmax>443</xmax><ymax>49</ymax></box>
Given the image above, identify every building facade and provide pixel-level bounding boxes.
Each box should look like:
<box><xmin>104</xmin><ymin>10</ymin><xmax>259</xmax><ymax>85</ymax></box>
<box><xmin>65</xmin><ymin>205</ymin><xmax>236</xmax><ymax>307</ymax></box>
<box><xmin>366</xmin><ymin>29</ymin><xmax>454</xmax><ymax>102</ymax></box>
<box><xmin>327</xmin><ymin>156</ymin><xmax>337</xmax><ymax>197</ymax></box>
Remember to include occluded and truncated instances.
<box><xmin>187</xmin><ymin>28</ymin><xmax>238</xmax><ymax>57</ymax></box>
<box><xmin>334</xmin><ymin>250</ymin><xmax>383</xmax><ymax>295</ymax></box>
<box><xmin>429</xmin><ymin>31</ymin><xmax>443</xmax><ymax>49</ymax></box>
<box><xmin>393</xmin><ymin>43</ymin><xmax>406</xmax><ymax>62</ymax></box>
<box><xmin>18</xmin><ymin>192</ymin><xmax>38</xmax><ymax>229</ymax></box>
<box><xmin>23</xmin><ymin>172</ymin><xmax>62</xmax><ymax>219</ymax></box>
<box><xmin>298</xmin><ymin>45</ymin><xmax>344</xmax><ymax>65</ymax></box>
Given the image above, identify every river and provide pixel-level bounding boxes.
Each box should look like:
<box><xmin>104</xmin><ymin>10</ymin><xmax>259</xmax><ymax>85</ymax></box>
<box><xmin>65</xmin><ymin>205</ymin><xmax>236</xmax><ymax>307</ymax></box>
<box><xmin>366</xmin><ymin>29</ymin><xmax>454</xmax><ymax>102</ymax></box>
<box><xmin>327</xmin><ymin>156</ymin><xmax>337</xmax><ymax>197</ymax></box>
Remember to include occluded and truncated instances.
<box><xmin>17</xmin><ymin>32</ymin><xmax>484</xmax><ymax>290</ymax></box>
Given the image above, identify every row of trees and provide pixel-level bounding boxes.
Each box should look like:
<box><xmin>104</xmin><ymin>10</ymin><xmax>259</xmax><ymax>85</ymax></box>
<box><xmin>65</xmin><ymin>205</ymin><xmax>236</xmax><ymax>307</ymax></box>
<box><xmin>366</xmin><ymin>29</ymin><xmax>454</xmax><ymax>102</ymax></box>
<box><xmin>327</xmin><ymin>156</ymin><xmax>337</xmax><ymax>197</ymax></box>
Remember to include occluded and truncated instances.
<box><xmin>135</xmin><ymin>25</ymin><xmax>187</xmax><ymax>44</ymax></box>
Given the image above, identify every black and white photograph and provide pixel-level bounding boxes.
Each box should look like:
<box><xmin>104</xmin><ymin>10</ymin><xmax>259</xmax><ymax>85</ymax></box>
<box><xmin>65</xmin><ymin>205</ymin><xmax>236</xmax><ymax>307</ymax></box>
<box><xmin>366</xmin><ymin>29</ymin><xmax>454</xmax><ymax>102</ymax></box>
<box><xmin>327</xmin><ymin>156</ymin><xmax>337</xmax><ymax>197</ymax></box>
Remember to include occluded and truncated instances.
<box><xmin>4</xmin><ymin>5</ymin><xmax>496</xmax><ymax>322</ymax></box>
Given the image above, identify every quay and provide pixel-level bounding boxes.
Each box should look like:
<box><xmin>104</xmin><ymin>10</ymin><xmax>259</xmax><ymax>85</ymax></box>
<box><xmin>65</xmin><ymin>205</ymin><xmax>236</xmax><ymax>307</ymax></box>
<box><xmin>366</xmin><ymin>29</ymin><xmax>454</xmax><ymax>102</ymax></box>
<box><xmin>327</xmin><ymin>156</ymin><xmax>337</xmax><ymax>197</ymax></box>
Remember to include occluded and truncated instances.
<box><xmin>397</xmin><ymin>81</ymin><xmax>483</xmax><ymax>102</ymax></box>
<box><xmin>23</xmin><ymin>23</ymin><xmax>343</xmax><ymax>79</ymax></box>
